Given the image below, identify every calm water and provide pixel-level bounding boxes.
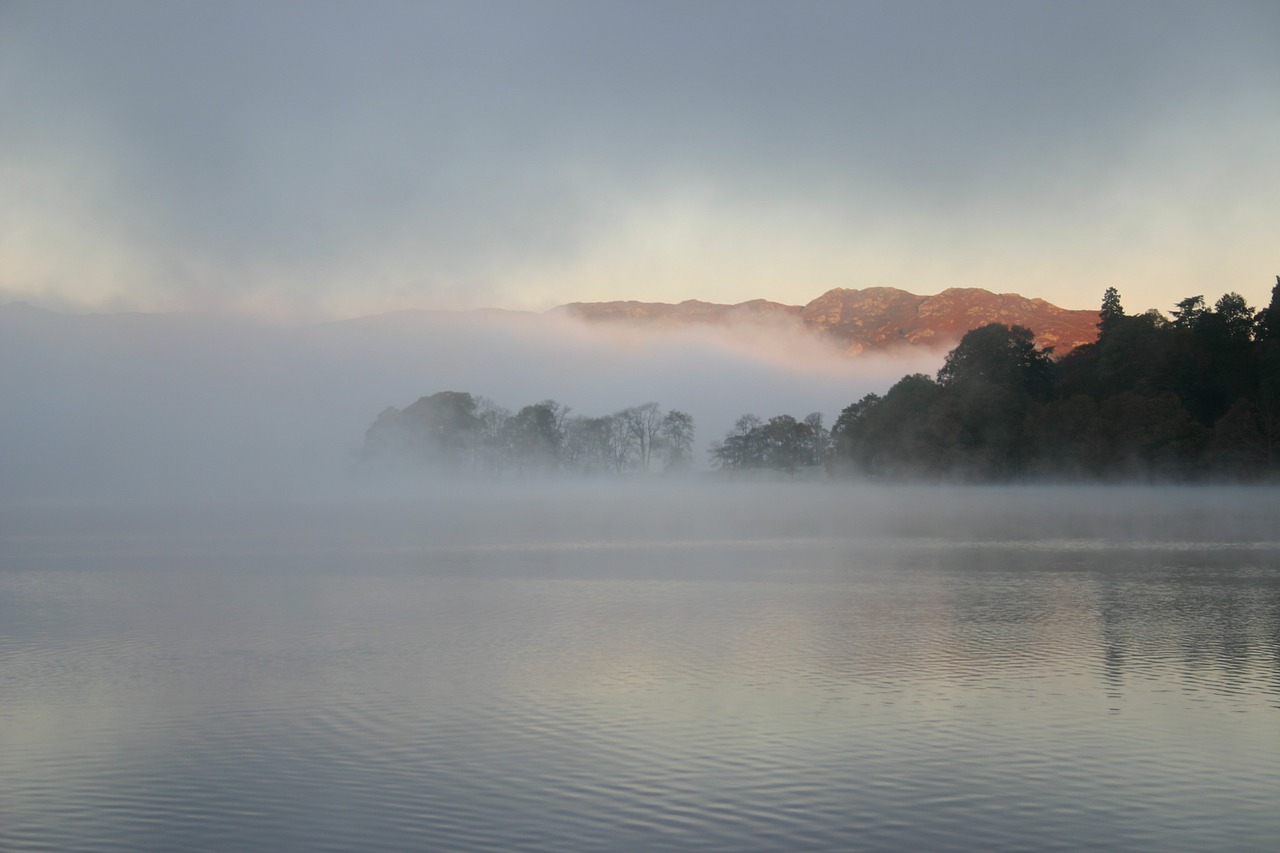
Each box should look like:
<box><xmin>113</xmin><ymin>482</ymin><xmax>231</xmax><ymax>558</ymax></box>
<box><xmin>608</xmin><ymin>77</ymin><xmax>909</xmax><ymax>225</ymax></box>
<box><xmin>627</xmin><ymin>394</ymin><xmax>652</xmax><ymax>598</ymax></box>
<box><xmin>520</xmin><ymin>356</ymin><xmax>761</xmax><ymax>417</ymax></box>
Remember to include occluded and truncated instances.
<box><xmin>2</xmin><ymin>485</ymin><xmax>1278</xmax><ymax>852</ymax></box>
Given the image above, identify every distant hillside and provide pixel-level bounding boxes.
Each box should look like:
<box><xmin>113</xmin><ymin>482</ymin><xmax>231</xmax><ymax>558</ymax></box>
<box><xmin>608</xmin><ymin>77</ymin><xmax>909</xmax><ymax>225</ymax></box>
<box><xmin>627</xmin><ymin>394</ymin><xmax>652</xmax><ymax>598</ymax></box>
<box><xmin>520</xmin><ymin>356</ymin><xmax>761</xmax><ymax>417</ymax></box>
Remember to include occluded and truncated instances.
<box><xmin>556</xmin><ymin>287</ymin><xmax>1099</xmax><ymax>355</ymax></box>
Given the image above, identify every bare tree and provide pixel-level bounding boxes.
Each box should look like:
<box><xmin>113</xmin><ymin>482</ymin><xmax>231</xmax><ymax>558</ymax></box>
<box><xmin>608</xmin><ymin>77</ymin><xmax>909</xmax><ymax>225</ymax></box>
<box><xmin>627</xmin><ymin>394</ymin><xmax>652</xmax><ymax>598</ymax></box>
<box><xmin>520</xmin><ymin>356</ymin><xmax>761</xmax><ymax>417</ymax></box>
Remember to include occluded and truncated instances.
<box><xmin>619</xmin><ymin>402</ymin><xmax>663</xmax><ymax>471</ymax></box>
<box><xmin>562</xmin><ymin>415</ymin><xmax>613</xmax><ymax>475</ymax></box>
<box><xmin>607</xmin><ymin>411</ymin><xmax>636</xmax><ymax>472</ymax></box>
<box><xmin>804</xmin><ymin>412</ymin><xmax>830</xmax><ymax>466</ymax></box>
<box><xmin>659</xmin><ymin>410</ymin><xmax>695</xmax><ymax>471</ymax></box>
<box><xmin>473</xmin><ymin>396</ymin><xmax>510</xmax><ymax>475</ymax></box>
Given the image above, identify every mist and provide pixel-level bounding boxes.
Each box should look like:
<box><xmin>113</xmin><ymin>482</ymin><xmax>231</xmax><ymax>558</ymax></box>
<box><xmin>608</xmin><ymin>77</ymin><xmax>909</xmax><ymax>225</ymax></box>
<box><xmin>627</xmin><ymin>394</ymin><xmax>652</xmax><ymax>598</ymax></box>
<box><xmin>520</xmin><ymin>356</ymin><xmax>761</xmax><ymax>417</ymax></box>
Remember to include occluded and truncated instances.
<box><xmin>0</xmin><ymin>303</ymin><xmax>942</xmax><ymax>504</ymax></box>
<box><xmin>6</xmin><ymin>5</ymin><xmax>1280</xmax><ymax>848</ymax></box>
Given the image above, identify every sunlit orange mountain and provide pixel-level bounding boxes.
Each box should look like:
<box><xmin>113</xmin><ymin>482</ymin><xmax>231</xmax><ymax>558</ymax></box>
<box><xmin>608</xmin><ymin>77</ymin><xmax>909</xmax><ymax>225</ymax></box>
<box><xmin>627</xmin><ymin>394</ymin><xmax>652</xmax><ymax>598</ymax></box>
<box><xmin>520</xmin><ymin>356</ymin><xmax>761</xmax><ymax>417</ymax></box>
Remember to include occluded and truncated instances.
<box><xmin>554</xmin><ymin>287</ymin><xmax>1099</xmax><ymax>355</ymax></box>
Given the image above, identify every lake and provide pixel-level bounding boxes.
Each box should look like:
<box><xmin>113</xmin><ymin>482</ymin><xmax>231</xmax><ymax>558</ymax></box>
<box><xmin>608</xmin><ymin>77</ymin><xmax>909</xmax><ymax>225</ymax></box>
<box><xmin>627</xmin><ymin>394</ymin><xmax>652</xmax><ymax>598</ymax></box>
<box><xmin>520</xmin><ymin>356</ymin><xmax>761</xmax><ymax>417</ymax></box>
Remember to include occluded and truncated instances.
<box><xmin>2</xmin><ymin>484</ymin><xmax>1278</xmax><ymax>851</ymax></box>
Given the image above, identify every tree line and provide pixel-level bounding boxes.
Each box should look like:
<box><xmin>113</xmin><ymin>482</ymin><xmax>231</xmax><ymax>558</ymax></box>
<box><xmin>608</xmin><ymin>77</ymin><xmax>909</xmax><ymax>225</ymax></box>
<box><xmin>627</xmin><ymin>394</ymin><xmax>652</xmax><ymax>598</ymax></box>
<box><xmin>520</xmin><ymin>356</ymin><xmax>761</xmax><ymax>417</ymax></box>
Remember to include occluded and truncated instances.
<box><xmin>363</xmin><ymin>277</ymin><xmax>1280</xmax><ymax>482</ymax></box>
<box><xmin>708</xmin><ymin>413</ymin><xmax>830</xmax><ymax>473</ymax></box>
<box><xmin>361</xmin><ymin>393</ymin><xmax>695</xmax><ymax>477</ymax></box>
<box><xmin>826</xmin><ymin>278</ymin><xmax>1280</xmax><ymax>480</ymax></box>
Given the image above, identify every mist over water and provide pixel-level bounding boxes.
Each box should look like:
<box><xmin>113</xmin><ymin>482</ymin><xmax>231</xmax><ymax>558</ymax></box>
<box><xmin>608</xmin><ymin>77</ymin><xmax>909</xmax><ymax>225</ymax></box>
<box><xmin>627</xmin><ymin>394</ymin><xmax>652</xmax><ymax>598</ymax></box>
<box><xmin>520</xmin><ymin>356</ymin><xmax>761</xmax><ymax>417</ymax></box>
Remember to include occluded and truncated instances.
<box><xmin>2</xmin><ymin>484</ymin><xmax>1279</xmax><ymax>852</ymax></box>
<box><xmin>0</xmin><ymin>304</ymin><xmax>941</xmax><ymax>503</ymax></box>
<box><xmin>6</xmin><ymin>1</ymin><xmax>1280</xmax><ymax>844</ymax></box>
<box><xmin>4</xmin><ymin>305</ymin><xmax>1279</xmax><ymax>851</ymax></box>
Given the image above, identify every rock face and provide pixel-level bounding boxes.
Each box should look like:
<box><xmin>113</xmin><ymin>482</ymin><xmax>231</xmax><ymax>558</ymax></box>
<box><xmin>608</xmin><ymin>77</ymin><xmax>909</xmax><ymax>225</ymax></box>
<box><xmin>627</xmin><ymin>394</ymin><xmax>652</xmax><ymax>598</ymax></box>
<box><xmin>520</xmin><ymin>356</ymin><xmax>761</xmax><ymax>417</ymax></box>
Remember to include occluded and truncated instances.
<box><xmin>556</xmin><ymin>287</ymin><xmax>1099</xmax><ymax>355</ymax></box>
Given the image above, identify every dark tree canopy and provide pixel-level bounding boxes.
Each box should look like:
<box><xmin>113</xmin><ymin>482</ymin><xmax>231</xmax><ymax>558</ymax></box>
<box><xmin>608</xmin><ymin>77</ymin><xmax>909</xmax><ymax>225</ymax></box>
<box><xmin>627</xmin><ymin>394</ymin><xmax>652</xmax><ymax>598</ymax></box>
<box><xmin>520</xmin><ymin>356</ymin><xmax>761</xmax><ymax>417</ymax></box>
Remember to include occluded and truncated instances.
<box><xmin>936</xmin><ymin>323</ymin><xmax>1053</xmax><ymax>399</ymax></box>
<box><xmin>1256</xmin><ymin>276</ymin><xmax>1280</xmax><ymax>345</ymax></box>
<box><xmin>362</xmin><ymin>391</ymin><xmax>482</xmax><ymax>472</ymax></box>
<box><xmin>1171</xmin><ymin>295</ymin><xmax>1207</xmax><ymax>329</ymax></box>
<box><xmin>710</xmin><ymin>411</ymin><xmax>826</xmax><ymax>474</ymax></box>
<box><xmin>829</xmin><ymin>281</ymin><xmax>1280</xmax><ymax>481</ymax></box>
<box><xmin>362</xmin><ymin>279</ymin><xmax>1280</xmax><ymax>484</ymax></box>
<box><xmin>1099</xmin><ymin>286</ymin><xmax>1124</xmax><ymax>334</ymax></box>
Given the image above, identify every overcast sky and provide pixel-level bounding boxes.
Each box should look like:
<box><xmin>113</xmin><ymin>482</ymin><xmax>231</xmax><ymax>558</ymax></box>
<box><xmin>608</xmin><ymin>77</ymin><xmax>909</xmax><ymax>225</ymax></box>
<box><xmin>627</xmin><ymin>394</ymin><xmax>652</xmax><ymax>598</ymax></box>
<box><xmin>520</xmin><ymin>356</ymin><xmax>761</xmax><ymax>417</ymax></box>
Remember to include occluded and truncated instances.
<box><xmin>3</xmin><ymin>0</ymin><xmax>1278</xmax><ymax>318</ymax></box>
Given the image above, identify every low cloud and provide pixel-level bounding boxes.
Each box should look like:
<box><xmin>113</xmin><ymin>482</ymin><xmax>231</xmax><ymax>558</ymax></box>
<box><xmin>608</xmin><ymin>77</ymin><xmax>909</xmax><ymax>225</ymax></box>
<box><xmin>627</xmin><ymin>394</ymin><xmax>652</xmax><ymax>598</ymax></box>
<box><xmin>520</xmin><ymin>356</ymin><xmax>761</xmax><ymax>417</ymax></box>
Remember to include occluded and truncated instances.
<box><xmin>0</xmin><ymin>304</ymin><xmax>944</xmax><ymax>503</ymax></box>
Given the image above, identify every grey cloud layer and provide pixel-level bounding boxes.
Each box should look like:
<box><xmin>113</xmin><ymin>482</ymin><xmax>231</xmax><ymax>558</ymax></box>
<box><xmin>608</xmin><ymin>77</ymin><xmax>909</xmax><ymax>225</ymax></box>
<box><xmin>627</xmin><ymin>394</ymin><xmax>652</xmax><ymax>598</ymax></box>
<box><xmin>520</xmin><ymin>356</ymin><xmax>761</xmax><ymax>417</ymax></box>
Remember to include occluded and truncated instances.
<box><xmin>3</xmin><ymin>1</ymin><xmax>1278</xmax><ymax>311</ymax></box>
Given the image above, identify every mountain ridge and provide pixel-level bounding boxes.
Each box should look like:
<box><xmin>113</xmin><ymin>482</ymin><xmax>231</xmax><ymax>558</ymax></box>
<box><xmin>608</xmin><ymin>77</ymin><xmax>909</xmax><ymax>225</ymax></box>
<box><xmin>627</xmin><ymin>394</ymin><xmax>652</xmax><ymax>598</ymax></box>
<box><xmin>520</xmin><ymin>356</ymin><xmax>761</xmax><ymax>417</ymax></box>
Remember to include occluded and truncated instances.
<box><xmin>555</xmin><ymin>286</ymin><xmax>1099</xmax><ymax>355</ymax></box>
<box><xmin>2</xmin><ymin>285</ymin><xmax>1101</xmax><ymax>355</ymax></box>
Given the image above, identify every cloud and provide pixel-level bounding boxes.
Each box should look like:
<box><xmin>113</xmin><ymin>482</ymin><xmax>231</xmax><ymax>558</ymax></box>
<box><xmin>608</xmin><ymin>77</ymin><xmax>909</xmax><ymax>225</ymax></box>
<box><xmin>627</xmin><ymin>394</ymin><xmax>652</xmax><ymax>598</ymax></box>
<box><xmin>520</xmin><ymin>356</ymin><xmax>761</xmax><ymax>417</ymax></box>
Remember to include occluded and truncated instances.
<box><xmin>2</xmin><ymin>1</ymin><xmax>1278</xmax><ymax>316</ymax></box>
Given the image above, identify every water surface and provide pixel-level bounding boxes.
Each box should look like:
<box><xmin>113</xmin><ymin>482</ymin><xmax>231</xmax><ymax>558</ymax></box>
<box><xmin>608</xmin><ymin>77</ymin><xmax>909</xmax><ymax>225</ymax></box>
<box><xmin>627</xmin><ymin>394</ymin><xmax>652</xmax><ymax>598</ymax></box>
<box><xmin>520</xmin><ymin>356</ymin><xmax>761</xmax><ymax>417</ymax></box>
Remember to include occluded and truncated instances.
<box><xmin>2</xmin><ymin>485</ymin><xmax>1278</xmax><ymax>851</ymax></box>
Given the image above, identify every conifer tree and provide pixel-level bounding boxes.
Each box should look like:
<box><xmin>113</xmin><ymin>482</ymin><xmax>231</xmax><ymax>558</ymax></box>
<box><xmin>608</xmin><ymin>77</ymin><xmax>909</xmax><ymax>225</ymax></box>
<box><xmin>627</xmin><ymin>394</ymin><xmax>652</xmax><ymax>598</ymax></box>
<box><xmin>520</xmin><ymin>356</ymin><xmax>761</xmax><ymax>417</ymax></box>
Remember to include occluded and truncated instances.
<box><xmin>1099</xmin><ymin>287</ymin><xmax>1124</xmax><ymax>335</ymax></box>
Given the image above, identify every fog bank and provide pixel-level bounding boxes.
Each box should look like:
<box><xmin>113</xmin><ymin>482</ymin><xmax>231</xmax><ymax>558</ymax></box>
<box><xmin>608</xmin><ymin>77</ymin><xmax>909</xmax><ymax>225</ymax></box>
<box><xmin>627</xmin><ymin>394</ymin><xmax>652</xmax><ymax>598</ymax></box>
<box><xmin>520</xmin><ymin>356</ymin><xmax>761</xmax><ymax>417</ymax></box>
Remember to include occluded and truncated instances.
<box><xmin>4</xmin><ymin>483</ymin><xmax>1276</xmax><ymax>576</ymax></box>
<box><xmin>0</xmin><ymin>304</ymin><xmax>941</xmax><ymax>503</ymax></box>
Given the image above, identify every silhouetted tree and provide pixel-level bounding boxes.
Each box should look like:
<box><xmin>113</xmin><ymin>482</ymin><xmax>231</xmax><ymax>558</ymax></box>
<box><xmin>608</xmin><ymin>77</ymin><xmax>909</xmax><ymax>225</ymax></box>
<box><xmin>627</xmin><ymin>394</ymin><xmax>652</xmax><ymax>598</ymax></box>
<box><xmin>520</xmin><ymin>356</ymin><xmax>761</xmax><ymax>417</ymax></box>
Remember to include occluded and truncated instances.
<box><xmin>658</xmin><ymin>410</ymin><xmax>695</xmax><ymax>472</ymax></box>
<box><xmin>711</xmin><ymin>412</ymin><xmax>824</xmax><ymax>474</ymax></box>
<box><xmin>760</xmin><ymin>415</ymin><xmax>811</xmax><ymax>473</ymax></box>
<box><xmin>831</xmin><ymin>281</ymin><xmax>1280</xmax><ymax>481</ymax></box>
<box><xmin>937</xmin><ymin>324</ymin><xmax>1053</xmax><ymax>399</ymax></box>
<box><xmin>363</xmin><ymin>277</ymin><xmax>1280</xmax><ymax>484</ymax></box>
<box><xmin>1213</xmin><ymin>293</ymin><xmax>1255</xmax><ymax>343</ymax></box>
<box><xmin>803</xmin><ymin>412</ymin><xmax>830</xmax><ymax>465</ymax></box>
<box><xmin>1255</xmin><ymin>276</ymin><xmax>1280</xmax><ymax>344</ymax></box>
<box><xmin>1170</xmin><ymin>295</ymin><xmax>1207</xmax><ymax>329</ymax></box>
<box><xmin>606</xmin><ymin>411</ymin><xmax>636</xmax><ymax>472</ymax></box>
<box><xmin>829</xmin><ymin>374</ymin><xmax>944</xmax><ymax>478</ymax></box>
<box><xmin>710</xmin><ymin>414</ymin><xmax>764</xmax><ymax>470</ymax></box>
<box><xmin>503</xmin><ymin>402</ymin><xmax>563</xmax><ymax>473</ymax></box>
<box><xmin>361</xmin><ymin>390</ymin><xmax>482</xmax><ymax>472</ymax></box>
<box><xmin>620</xmin><ymin>402</ymin><xmax>663</xmax><ymax>471</ymax></box>
<box><xmin>562</xmin><ymin>415</ymin><xmax>614</xmax><ymax>475</ymax></box>
<box><xmin>473</xmin><ymin>397</ymin><xmax>511</xmax><ymax>475</ymax></box>
<box><xmin>1099</xmin><ymin>286</ymin><xmax>1124</xmax><ymax>335</ymax></box>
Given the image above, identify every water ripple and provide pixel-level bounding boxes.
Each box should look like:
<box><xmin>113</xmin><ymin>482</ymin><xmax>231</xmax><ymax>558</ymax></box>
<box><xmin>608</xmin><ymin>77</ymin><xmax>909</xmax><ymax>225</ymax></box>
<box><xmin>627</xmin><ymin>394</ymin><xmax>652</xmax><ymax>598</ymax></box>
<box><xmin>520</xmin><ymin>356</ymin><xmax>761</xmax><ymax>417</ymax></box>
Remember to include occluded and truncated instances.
<box><xmin>3</xmin><ymin>499</ymin><xmax>1279</xmax><ymax>852</ymax></box>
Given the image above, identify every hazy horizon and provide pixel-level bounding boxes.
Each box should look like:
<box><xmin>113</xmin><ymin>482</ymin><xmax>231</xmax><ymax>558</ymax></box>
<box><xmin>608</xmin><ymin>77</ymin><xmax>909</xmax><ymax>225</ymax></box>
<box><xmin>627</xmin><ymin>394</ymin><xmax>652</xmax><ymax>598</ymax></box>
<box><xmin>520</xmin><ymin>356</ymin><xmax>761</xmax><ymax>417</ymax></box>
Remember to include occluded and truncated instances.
<box><xmin>2</xmin><ymin>281</ymin><xmax>1092</xmax><ymax>321</ymax></box>
<box><xmin>3</xmin><ymin>2</ymin><xmax>1277</xmax><ymax>499</ymax></box>
<box><xmin>1</xmin><ymin>301</ymin><xmax>950</xmax><ymax>502</ymax></box>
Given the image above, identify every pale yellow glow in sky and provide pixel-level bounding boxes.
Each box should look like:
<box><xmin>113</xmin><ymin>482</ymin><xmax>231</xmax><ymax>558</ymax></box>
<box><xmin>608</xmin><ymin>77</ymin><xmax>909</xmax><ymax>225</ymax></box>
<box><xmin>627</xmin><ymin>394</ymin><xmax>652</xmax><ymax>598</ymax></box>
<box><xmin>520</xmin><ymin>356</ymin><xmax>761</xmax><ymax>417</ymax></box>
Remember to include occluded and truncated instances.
<box><xmin>2</xmin><ymin>2</ymin><xmax>1278</xmax><ymax>321</ymax></box>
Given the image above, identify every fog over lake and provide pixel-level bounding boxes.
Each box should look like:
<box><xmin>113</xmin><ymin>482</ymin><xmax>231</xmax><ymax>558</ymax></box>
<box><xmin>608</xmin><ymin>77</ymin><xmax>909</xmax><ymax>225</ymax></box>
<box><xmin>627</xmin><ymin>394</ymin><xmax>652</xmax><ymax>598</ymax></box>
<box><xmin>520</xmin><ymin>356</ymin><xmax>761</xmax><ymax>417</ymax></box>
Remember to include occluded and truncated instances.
<box><xmin>3</xmin><ymin>485</ymin><xmax>1279</xmax><ymax>851</ymax></box>
<box><xmin>0</xmin><ymin>304</ymin><xmax>940</xmax><ymax>502</ymax></box>
<box><xmin>6</xmin><ymin>1</ymin><xmax>1279</xmax><ymax>845</ymax></box>
<box><xmin>3</xmin><ymin>307</ymin><xmax>1279</xmax><ymax>851</ymax></box>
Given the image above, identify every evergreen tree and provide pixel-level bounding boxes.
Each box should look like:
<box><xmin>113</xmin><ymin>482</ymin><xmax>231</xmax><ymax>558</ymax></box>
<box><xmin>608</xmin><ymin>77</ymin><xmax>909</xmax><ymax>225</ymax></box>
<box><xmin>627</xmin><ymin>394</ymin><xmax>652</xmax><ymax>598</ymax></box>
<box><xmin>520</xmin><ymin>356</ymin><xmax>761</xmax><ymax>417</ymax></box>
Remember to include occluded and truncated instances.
<box><xmin>1171</xmin><ymin>295</ymin><xmax>1206</xmax><ymax>329</ymax></box>
<box><xmin>1099</xmin><ymin>286</ymin><xmax>1124</xmax><ymax>335</ymax></box>
<box><xmin>1256</xmin><ymin>275</ymin><xmax>1280</xmax><ymax>344</ymax></box>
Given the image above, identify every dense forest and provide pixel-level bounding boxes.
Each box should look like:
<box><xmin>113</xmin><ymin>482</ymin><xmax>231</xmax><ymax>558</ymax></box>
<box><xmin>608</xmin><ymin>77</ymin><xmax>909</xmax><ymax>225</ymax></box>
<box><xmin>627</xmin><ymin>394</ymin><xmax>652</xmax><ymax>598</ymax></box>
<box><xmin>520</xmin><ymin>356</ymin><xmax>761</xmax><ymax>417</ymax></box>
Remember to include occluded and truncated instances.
<box><xmin>363</xmin><ymin>278</ymin><xmax>1280</xmax><ymax>482</ymax></box>
<box><xmin>818</xmin><ymin>279</ymin><xmax>1280</xmax><ymax>481</ymax></box>
<box><xmin>361</xmin><ymin>394</ymin><xmax>695</xmax><ymax>477</ymax></box>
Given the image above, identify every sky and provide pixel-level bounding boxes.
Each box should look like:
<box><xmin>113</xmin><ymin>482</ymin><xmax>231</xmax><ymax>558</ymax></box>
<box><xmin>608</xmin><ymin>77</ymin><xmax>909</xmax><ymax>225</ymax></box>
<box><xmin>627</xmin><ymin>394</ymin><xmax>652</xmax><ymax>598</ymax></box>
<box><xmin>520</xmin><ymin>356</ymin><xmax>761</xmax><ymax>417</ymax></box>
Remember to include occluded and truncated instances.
<box><xmin>2</xmin><ymin>0</ymin><xmax>1278</xmax><ymax>320</ymax></box>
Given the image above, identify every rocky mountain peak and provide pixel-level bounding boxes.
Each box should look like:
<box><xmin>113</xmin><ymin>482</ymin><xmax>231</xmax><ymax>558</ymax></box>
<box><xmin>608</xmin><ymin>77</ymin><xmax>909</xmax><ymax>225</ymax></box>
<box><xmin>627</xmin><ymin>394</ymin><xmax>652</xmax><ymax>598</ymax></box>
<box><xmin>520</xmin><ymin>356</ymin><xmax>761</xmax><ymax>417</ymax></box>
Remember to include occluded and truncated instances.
<box><xmin>558</xmin><ymin>287</ymin><xmax>1099</xmax><ymax>356</ymax></box>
